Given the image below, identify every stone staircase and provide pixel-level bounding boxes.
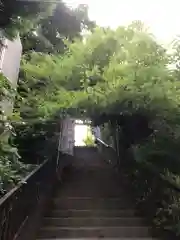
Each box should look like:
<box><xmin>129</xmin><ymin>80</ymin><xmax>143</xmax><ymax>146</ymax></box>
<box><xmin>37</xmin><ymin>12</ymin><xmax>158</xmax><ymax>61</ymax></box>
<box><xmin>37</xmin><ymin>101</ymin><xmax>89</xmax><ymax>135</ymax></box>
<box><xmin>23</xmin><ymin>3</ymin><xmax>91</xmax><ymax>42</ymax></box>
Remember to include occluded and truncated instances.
<box><xmin>36</xmin><ymin>147</ymin><xmax>158</xmax><ymax>239</ymax></box>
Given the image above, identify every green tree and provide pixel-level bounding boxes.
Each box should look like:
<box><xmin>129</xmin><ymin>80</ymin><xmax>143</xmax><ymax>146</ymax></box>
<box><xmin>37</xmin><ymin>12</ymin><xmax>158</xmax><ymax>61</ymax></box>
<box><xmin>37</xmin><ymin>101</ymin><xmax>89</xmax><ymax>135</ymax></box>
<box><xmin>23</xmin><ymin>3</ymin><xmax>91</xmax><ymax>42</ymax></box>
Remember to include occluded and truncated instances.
<box><xmin>7</xmin><ymin>19</ymin><xmax>180</xmax><ymax>235</ymax></box>
<box><xmin>21</xmin><ymin>3</ymin><xmax>95</xmax><ymax>53</ymax></box>
<box><xmin>0</xmin><ymin>1</ymin><xmax>95</xmax><ymax>53</ymax></box>
<box><xmin>18</xmin><ymin>24</ymin><xmax>169</xmax><ymax>118</ymax></box>
<box><xmin>83</xmin><ymin>126</ymin><xmax>95</xmax><ymax>146</ymax></box>
<box><xmin>0</xmin><ymin>0</ymin><xmax>54</xmax><ymax>38</ymax></box>
<box><xmin>17</xmin><ymin>23</ymin><xmax>180</xmax><ymax>173</ymax></box>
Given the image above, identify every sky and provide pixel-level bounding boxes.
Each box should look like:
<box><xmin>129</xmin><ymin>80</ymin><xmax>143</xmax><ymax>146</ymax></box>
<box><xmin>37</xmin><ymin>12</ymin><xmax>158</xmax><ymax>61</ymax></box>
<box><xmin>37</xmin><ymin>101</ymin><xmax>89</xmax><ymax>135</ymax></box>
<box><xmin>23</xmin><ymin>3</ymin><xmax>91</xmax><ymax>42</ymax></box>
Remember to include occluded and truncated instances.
<box><xmin>65</xmin><ymin>0</ymin><xmax>180</xmax><ymax>44</ymax></box>
<box><xmin>75</xmin><ymin>124</ymin><xmax>94</xmax><ymax>146</ymax></box>
<box><xmin>75</xmin><ymin>124</ymin><xmax>88</xmax><ymax>146</ymax></box>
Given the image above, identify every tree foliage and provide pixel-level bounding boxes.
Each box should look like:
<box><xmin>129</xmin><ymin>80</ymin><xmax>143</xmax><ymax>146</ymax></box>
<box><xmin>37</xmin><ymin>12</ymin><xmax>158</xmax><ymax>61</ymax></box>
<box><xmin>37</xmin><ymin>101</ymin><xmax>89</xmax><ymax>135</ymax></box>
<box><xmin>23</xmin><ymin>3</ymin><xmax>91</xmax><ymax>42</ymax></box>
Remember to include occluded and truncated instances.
<box><xmin>0</xmin><ymin>74</ymin><xmax>34</xmax><ymax>197</ymax></box>
<box><xmin>21</xmin><ymin>3</ymin><xmax>95</xmax><ymax>53</ymax></box>
<box><xmin>18</xmin><ymin>23</ymin><xmax>173</xmax><ymax>120</ymax></box>
<box><xmin>83</xmin><ymin>126</ymin><xmax>95</xmax><ymax>146</ymax></box>
<box><xmin>2</xmin><ymin>11</ymin><xmax>180</xmax><ymax>234</ymax></box>
<box><xmin>15</xmin><ymin>22</ymin><xmax>180</xmax><ymax>235</ymax></box>
<box><xmin>0</xmin><ymin>0</ymin><xmax>95</xmax><ymax>53</ymax></box>
<box><xmin>0</xmin><ymin>0</ymin><xmax>53</xmax><ymax>38</ymax></box>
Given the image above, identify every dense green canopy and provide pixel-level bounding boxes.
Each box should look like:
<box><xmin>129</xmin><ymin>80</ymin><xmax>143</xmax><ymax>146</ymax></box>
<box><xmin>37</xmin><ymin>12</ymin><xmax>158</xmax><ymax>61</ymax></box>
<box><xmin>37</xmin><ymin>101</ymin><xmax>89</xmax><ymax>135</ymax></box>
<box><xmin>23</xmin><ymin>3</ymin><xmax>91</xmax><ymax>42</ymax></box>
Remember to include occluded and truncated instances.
<box><xmin>0</xmin><ymin>0</ymin><xmax>95</xmax><ymax>53</ymax></box>
<box><xmin>16</xmin><ymin>22</ymin><xmax>180</xmax><ymax>173</ymax></box>
<box><xmin>18</xmin><ymin>23</ymin><xmax>178</xmax><ymax>118</ymax></box>
<box><xmin>1</xmin><ymin>7</ymin><xmax>180</xmax><ymax>234</ymax></box>
<box><xmin>14</xmin><ymin>22</ymin><xmax>180</xmax><ymax>235</ymax></box>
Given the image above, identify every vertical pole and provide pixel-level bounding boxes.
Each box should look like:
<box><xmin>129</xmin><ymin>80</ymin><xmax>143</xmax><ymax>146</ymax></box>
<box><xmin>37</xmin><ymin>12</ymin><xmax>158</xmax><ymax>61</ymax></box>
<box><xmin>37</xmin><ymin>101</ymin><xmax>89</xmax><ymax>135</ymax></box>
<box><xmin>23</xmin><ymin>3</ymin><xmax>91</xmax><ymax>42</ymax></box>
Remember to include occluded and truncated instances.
<box><xmin>56</xmin><ymin>119</ymin><xmax>63</xmax><ymax>170</ymax></box>
<box><xmin>115</xmin><ymin>121</ymin><xmax>121</xmax><ymax>168</ymax></box>
<box><xmin>116</xmin><ymin>123</ymin><xmax>120</xmax><ymax>156</ymax></box>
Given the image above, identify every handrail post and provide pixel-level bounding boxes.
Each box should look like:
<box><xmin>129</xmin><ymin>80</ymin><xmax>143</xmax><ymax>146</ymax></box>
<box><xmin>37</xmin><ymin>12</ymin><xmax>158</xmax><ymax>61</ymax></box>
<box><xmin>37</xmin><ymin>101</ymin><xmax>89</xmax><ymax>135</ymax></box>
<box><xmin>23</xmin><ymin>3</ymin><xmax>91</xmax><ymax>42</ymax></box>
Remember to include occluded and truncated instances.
<box><xmin>115</xmin><ymin>121</ymin><xmax>121</xmax><ymax>168</ymax></box>
<box><xmin>56</xmin><ymin>119</ymin><xmax>63</xmax><ymax>178</ymax></box>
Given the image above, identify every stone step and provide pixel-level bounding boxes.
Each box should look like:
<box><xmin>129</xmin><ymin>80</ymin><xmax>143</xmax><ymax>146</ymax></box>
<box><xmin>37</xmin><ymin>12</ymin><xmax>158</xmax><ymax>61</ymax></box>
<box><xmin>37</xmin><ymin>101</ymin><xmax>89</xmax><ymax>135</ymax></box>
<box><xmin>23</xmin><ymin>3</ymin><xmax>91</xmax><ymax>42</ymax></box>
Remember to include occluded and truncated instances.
<box><xmin>35</xmin><ymin>148</ymin><xmax>159</xmax><ymax>239</ymax></box>
<box><xmin>56</xmin><ymin>192</ymin><xmax>125</xmax><ymax>199</ymax></box>
<box><xmin>56</xmin><ymin>186</ymin><xmax>126</xmax><ymax>198</ymax></box>
<box><xmin>57</xmin><ymin>184</ymin><xmax>124</xmax><ymax>191</ymax></box>
<box><xmin>58</xmin><ymin>186</ymin><xmax>124</xmax><ymax>194</ymax></box>
<box><xmin>38</xmin><ymin>226</ymin><xmax>152</xmax><ymax>238</ymax></box>
<box><xmin>43</xmin><ymin>217</ymin><xmax>145</xmax><ymax>227</ymax></box>
<box><xmin>56</xmin><ymin>193</ymin><xmax>125</xmax><ymax>198</ymax></box>
<box><xmin>53</xmin><ymin>197</ymin><xmax>125</xmax><ymax>200</ymax></box>
<box><xmin>62</xmin><ymin>171</ymin><xmax>119</xmax><ymax>181</ymax></box>
<box><xmin>37</xmin><ymin>238</ymin><xmax>158</xmax><ymax>240</ymax></box>
<box><xmin>46</xmin><ymin>209</ymin><xmax>136</xmax><ymax>218</ymax></box>
<box><xmin>52</xmin><ymin>198</ymin><xmax>133</xmax><ymax>210</ymax></box>
<box><xmin>61</xmin><ymin>180</ymin><xmax>122</xmax><ymax>187</ymax></box>
<box><xmin>62</xmin><ymin>169</ymin><xmax>118</xmax><ymax>176</ymax></box>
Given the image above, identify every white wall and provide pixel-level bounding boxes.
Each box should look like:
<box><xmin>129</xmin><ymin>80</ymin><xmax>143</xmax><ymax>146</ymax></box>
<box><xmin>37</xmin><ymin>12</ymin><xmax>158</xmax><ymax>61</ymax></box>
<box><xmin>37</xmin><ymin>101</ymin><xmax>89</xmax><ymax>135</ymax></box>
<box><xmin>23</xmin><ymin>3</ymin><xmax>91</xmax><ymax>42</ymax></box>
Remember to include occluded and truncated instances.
<box><xmin>0</xmin><ymin>36</ymin><xmax>22</xmax><ymax>87</ymax></box>
<box><xmin>0</xmin><ymin>36</ymin><xmax>22</xmax><ymax>115</ymax></box>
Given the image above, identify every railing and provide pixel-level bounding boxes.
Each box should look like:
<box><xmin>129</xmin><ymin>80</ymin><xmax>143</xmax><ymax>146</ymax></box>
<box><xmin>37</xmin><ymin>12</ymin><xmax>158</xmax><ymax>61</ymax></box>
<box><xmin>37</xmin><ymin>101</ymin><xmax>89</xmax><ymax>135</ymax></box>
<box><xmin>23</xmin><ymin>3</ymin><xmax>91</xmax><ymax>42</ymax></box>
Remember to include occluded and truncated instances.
<box><xmin>0</xmin><ymin>158</ymin><xmax>57</xmax><ymax>240</ymax></box>
<box><xmin>96</xmin><ymin>138</ymin><xmax>119</xmax><ymax>168</ymax></box>
<box><xmin>97</xmin><ymin>137</ymin><xmax>180</xmax><ymax>238</ymax></box>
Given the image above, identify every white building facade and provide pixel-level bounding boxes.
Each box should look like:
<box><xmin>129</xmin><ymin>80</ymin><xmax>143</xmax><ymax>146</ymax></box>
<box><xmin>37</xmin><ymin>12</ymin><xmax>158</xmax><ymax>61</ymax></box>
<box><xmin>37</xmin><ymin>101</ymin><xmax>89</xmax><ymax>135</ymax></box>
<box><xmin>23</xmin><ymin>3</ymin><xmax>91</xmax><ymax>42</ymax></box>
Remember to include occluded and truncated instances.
<box><xmin>0</xmin><ymin>36</ymin><xmax>22</xmax><ymax>115</ymax></box>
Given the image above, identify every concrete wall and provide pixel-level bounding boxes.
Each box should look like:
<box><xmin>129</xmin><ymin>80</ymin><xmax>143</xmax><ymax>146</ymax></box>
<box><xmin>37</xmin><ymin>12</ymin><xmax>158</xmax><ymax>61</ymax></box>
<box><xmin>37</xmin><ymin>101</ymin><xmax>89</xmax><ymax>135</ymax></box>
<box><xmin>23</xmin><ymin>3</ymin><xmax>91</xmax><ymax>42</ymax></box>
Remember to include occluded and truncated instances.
<box><xmin>0</xmin><ymin>36</ymin><xmax>22</xmax><ymax>115</ymax></box>
<box><xmin>59</xmin><ymin>118</ymin><xmax>75</xmax><ymax>156</ymax></box>
<box><xmin>0</xmin><ymin>36</ymin><xmax>22</xmax><ymax>86</ymax></box>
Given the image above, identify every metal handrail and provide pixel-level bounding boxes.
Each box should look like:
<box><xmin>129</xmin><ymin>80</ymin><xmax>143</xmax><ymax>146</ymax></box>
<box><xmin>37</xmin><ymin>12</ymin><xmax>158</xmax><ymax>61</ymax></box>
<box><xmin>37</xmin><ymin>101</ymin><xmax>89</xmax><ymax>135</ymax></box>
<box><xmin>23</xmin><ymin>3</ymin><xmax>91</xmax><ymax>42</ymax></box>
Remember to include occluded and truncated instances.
<box><xmin>96</xmin><ymin>137</ymin><xmax>109</xmax><ymax>148</ymax></box>
<box><xmin>96</xmin><ymin>138</ymin><xmax>180</xmax><ymax>193</ymax></box>
<box><xmin>96</xmin><ymin>137</ymin><xmax>180</xmax><ymax>238</ymax></box>
<box><xmin>0</xmin><ymin>158</ymin><xmax>57</xmax><ymax>240</ymax></box>
<box><xmin>96</xmin><ymin>138</ymin><xmax>119</xmax><ymax>167</ymax></box>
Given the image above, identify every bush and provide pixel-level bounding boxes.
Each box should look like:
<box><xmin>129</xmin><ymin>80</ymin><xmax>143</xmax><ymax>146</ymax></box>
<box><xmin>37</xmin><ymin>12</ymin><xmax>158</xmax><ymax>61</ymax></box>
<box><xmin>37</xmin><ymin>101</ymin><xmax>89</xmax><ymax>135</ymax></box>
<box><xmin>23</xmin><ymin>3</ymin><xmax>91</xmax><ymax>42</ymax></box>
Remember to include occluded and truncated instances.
<box><xmin>83</xmin><ymin>127</ymin><xmax>95</xmax><ymax>146</ymax></box>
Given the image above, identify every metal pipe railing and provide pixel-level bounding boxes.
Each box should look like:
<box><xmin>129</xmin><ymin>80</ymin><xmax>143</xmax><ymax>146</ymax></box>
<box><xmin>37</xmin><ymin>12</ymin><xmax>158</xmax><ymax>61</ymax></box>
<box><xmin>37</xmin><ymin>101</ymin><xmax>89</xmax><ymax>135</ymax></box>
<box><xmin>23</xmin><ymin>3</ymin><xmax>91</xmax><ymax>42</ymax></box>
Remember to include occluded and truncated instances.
<box><xmin>96</xmin><ymin>137</ymin><xmax>119</xmax><ymax>167</ymax></box>
<box><xmin>96</xmin><ymin>136</ymin><xmax>180</xmax><ymax>238</ymax></box>
<box><xmin>0</xmin><ymin>158</ymin><xmax>57</xmax><ymax>240</ymax></box>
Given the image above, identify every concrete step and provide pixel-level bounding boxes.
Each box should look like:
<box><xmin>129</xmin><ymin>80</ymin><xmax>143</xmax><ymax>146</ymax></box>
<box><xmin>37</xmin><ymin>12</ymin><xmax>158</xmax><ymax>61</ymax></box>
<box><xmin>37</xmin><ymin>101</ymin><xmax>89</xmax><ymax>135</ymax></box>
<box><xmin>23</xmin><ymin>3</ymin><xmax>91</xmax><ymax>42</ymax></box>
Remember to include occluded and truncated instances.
<box><xmin>61</xmin><ymin>181</ymin><xmax>122</xmax><ymax>188</ymax></box>
<box><xmin>38</xmin><ymin>226</ymin><xmax>152</xmax><ymax>238</ymax></box>
<box><xmin>56</xmin><ymin>193</ymin><xmax>125</xmax><ymax>198</ymax></box>
<box><xmin>34</xmin><ymin>148</ymin><xmax>159</xmax><ymax>239</ymax></box>
<box><xmin>52</xmin><ymin>197</ymin><xmax>133</xmax><ymax>210</ymax></box>
<box><xmin>43</xmin><ymin>217</ymin><xmax>145</xmax><ymax>227</ymax></box>
<box><xmin>56</xmin><ymin>192</ymin><xmax>125</xmax><ymax>199</ymax></box>
<box><xmin>60</xmin><ymin>186</ymin><xmax>122</xmax><ymax>193</ymax></box>
<box><xmin>62</xmin><ymin>170</ymin><xmax>120</xmax><ymax>181</ymax></box>
<box><xmin>62</xmin><ymin>168</ymin><xmax>118</xmax><ymax>176</ymax></box>
<box><xmin>58</xmin><ymin>185</ymin><xmax>124</xmax><ymax>192</ymax></box>
<box><xmin>37</xmin><ymin>238</ymin><xmax>158</xmax><ymax>240</ymax></box>
<box><xmin>56</xmin><ymin>186</ymin><xmax>126</xmax><ymax>198</ymax></box>
<box><xmin>46</xmin><ymin>209</ymin><xmax>136</xmax><ymax>218</ymax></box>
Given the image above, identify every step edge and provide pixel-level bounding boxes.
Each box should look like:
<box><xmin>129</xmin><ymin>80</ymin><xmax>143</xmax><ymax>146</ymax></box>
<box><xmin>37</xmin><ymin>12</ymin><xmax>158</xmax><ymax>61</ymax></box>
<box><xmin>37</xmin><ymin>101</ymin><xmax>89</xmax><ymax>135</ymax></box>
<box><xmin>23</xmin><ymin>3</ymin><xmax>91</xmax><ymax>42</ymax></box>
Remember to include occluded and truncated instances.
<box><xmin>43</xmin><ymin>217</ymin><xmax>143</xmax><ymax>220</ymax></box>
<box><xmin>50</xmin><ymin>209</ymin><xmax>135</xmax><ymax>212</ymax></box>
<box><xmin>50</xmin><ymin>209</ymin><xmax>136</xmax><ymax>212</ymax></box>
<box><xmin>37</xmin><ymin>238</ymin><xmax>158</xmax><ymax>240</ymax></box>
<box><xmin>37</xmin><ymin>239</ymin><xmax>158</xmax><ymax>240</ymax></box>
<box><xmin>40</xmin><ymin>226</ymin><xmax>151</xmax><ymax>230</ymax></box>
